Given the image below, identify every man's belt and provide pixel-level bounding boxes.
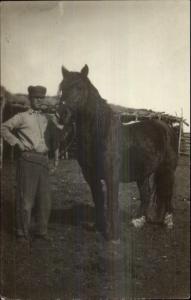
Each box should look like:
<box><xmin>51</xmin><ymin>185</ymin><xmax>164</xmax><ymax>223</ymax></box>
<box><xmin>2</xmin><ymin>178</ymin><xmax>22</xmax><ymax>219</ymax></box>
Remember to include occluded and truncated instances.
<box><xmin>23</xmin><ymin>151</ymin><xmax>48</xmax><ymax>156</ymax></box>
<box><xmin>20</xmin><ymin>151</ymin><xmax>49</xmax><ymax>168</ymax></box>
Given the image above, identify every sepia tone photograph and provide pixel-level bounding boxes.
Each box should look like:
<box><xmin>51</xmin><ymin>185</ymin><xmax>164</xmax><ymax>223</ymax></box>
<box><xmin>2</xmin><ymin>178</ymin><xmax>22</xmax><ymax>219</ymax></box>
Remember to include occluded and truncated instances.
<box><xmin>0</xmin><ymin>1</ymin><xmax>190</xmax><ymax>299</ymax></box>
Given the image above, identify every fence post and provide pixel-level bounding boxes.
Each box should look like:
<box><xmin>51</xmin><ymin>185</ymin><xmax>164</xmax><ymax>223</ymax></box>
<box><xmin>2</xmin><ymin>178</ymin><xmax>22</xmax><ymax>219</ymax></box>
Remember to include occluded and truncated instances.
<box><xmin>178</xmin><ymin>108</ymin><xmax>183</xmax><ymax>155</ymax></box>
<box><xmin>0</xmin><ymin>96</ymin><xmax>5</xmax><ymax>169</ymax></box>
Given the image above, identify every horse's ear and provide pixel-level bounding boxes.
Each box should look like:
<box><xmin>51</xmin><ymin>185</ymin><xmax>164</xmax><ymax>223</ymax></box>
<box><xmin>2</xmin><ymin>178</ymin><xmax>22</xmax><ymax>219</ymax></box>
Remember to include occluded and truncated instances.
<box><xmin>61</xmin><ymin>66</ymin><xmax>70</xmax><ymax>78</ymax></box>
<box><xmin>81</xmin><ymin>64</ymin><xmax>89</xmax><ymax>77</ymax></box>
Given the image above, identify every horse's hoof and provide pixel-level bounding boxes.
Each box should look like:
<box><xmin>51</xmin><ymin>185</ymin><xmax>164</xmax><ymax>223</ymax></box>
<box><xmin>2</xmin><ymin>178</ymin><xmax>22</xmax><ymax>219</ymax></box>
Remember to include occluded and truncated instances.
<box><xmin>104</xmin><ymin>240</ymin><xmax>122</xmax><ymax>260</ymax></box>
<box><xmin>132</xmin><ymin>216</ymin><xmax>146</xmax><ymax>228</ymax></box>
<box><xmin>164</xmin><ymin>213</ymin><xmax>174</xmax><ymax>229</ymax></box>
<box><xmin>82</xmin><ymin>222</ymin><xmax>96</xmax><ymax>232</ymax></box>
<box><xmin>110</xmin><ymin>239</ymin><xmax>121</xmax><ymax>245</ymax></box>
<box><xmin>167</xmin><ymin>223</ymin><xmax>174</xmax><ymax>229</ymax></box>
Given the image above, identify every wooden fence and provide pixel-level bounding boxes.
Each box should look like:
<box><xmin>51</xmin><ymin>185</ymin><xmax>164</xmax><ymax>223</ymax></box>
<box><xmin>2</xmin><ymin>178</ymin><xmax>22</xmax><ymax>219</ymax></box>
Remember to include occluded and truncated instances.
<box><xmin>0</xmin><ymin>96</ymin><xmax>5</xmax><ymax>169</ymax></box>
<box><xmin>0</xmin><ymin>85</ymin><xmax>190</xmax><ymax>164</ymax></box>
<box><xmin>180</xmin><ymin>132</ymin><xmax>190</xmax><ymax>156</ymax></box>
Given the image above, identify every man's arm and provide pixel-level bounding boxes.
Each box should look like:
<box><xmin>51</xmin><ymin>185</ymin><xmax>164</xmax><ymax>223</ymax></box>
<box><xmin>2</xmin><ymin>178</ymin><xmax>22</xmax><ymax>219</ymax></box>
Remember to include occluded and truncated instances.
<box><xmin>46</xmin><ymin>114</ymin><xmax>63</xmax><ymax>170</ymax></box>
<box><xmin>1</xmin><ymin>114</ymin><xmax>25</xmax><ymax>150</ymax></box>
<box><xmin>47</xmin><ymin>113</ymin><xmax>64</xmax><ymax>130</ymax></box>
<box><xmin>54</xmin><ymin>148</ymin><xmax>59</xmax><ymax>168</ymax></box>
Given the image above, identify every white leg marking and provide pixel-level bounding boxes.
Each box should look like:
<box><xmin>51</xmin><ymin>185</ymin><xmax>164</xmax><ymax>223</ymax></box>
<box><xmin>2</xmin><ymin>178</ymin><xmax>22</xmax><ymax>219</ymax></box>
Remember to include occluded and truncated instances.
<box><xmin>132</xmin><ymin>216</ymin><xmax>146</xmax><ymax>228</ymax></box>
<box><xmin>100</xmin><ymin>179</ymin><xmax>107</xmax><ymax>193</ymax></box>
<box><xmin>164</xmin><ymin>213</ymin><xmax>174</xmax><ymax>229</ymax></box>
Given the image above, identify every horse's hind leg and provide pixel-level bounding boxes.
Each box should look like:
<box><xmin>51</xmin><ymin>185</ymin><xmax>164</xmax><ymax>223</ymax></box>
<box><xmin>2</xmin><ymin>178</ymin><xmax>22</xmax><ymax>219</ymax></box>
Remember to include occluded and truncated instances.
<box><xmin>132</xmin><ymin>174</ymin><xmax>156</xmax><ymax>228</ymax></box>
<box><xmin>156</xmin><ymin>168</ymin><xmax>175</xmax><ymax>228</ymax></box>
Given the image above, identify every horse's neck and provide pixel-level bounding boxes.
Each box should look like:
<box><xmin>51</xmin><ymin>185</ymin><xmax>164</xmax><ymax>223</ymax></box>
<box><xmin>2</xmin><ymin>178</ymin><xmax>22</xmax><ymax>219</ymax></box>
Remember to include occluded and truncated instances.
<box><xmin>77</xmin><ymin>96</ymin><xmax>112</xmax><ymax>126</ymax></box>
<box><xmin>75</xmin><ymin>81</ymin><xmax>113</xmax><ymax>134</ymax></box>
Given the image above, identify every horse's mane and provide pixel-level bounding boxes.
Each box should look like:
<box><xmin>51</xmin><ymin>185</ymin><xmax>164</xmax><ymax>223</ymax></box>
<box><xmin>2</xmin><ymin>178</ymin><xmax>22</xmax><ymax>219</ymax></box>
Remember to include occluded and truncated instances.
<box><xmin>81</xmin><ymin>78</ymin><xmax>115</xmax><ymax>139</ymax></box>
<box><xmin>86</xmin><ymin>78</ymin><xmax>111</xmax><ymax>113</ymax></box>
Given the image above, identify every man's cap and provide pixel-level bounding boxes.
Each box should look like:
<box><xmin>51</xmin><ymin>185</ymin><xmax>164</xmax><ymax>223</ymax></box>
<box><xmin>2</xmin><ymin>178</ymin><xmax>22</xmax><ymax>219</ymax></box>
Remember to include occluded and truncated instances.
<box><xmin>28</xmin><ymin>86</ymin><xmax>47</xmax><ymax>98</ymax></box>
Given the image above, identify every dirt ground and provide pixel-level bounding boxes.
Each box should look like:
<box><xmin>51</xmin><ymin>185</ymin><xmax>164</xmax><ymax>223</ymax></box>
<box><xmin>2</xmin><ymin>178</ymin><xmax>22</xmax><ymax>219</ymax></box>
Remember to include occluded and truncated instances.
<box><xmin>0</xmin><ymin>155</ymin><xmax>190</xmax><ymax>300</ymax></box>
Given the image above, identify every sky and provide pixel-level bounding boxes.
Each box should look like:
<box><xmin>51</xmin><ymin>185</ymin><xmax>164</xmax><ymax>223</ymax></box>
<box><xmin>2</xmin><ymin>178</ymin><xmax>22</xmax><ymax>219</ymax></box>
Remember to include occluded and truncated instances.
<box><xmin>1</xmin><ymin>1</ymin><xmax>190</xmax><ymax>130</ymax></box>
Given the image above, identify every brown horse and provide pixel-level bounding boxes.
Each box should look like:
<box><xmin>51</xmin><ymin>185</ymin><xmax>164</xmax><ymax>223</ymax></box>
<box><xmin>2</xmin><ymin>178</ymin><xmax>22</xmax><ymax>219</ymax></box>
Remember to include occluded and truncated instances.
<box><xmin>58</xmin><ymin>65</ymin><xmax>178</xmax><ymax>241</ymax></box>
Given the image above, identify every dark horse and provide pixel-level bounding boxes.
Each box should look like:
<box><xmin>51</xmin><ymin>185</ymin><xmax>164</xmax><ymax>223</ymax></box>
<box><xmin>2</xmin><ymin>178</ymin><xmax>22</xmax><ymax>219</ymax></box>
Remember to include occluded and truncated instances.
<box><xmin>58</xmin><ymin>65</ymin><xmax>178</xmax><ymax>241</ymax></box>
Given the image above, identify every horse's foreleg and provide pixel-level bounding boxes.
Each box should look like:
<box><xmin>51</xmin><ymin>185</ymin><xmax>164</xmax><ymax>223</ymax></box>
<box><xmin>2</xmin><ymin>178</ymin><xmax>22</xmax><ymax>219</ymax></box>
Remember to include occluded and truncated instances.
<box><xmin>89</xmin><ymin>179</ymin><xmax>107</xmax><ymax>237</ymax></box>
<box><xmin>91</xmin><ymin>177</ymin><xmax>120</xmax><ymax>241</ymax></box>
<box><xmin>106</xmin><ymin>177</ymin><xmax>120</xmax><ymax>241</ymax></box>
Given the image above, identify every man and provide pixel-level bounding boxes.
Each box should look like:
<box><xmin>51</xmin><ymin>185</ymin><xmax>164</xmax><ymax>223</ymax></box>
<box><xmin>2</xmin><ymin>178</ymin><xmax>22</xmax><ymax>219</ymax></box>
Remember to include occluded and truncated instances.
<box><xmin>1</xmin><ymin>85</ymin><xmax>61</xmax><ymax>242</ymax></box>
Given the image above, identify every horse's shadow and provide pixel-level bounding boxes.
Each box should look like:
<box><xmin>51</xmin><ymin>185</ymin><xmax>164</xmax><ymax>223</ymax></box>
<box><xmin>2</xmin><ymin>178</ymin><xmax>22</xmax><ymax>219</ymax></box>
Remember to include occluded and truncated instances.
<box><xmin>1</xmin><ymin>201</ymin><xmax>96</xmax><ymax>236</ymax></box>
<box><xmin>0</xmin><ymin>183</ymin><xmax>135</xmax><ymax>236</ymax></box>
<box><xmin>50</xmin><ymin>205</ymin><xmax>133</xmax><ymax>234</ymax></box>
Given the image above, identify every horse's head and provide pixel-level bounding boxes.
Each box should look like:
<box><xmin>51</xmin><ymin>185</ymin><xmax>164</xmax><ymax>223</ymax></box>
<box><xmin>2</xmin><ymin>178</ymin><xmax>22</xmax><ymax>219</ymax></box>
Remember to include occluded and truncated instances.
<box><xmin>58</xmin><ymin>64</ymin><xmax>89</xmax><ymax>116</ymax></box>
<box><xmin>58</xmin><ymin>64</ymin><xmax>103</xmax><ymax>126</ymax></box>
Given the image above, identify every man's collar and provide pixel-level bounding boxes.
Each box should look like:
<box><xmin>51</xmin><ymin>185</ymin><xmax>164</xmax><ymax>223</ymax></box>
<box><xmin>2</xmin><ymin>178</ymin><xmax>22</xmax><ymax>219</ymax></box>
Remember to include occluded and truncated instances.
<box><xmin>28</xmin><ymin>108</ymin><xmax>43</xmax><ymax>115</ymax></box>
<box><xmin>28</xmin><ymin>108</ymin><xmax>34</xmax><ymax>114</ymax></box>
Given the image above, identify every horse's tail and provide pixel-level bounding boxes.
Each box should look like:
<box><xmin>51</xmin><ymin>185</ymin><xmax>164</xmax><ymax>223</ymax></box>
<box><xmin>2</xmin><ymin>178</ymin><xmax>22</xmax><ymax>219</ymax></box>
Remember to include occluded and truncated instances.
<box><xmin>167</xmin><ymin>124</ymin><xmax>179</xmax><ymax>155</ymax></box>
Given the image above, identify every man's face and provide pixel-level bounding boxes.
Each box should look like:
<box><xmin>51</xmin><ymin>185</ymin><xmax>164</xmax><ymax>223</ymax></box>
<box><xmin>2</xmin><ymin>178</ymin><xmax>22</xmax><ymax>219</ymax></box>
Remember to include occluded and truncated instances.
<box><xmin>30</xmin><ymin>97</ymin><xmax>44</xmax><ymax>110</ymax></box>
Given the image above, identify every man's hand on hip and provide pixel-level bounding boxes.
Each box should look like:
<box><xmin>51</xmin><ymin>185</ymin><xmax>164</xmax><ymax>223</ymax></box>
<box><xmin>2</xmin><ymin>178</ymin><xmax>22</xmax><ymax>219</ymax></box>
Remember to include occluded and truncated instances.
<box><xmin>15</xmin><ymin>141</ymin><xmax>25</xmax><ymax>151</ymax></box>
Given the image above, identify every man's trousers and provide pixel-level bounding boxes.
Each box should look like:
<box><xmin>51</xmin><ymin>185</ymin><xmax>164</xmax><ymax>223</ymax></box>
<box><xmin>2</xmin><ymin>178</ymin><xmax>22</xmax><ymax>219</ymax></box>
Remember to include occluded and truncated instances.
<box><xmin>16</xmin><ymin>152</ymin><xmax>51</xmax><ymax>238</ymax></box>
